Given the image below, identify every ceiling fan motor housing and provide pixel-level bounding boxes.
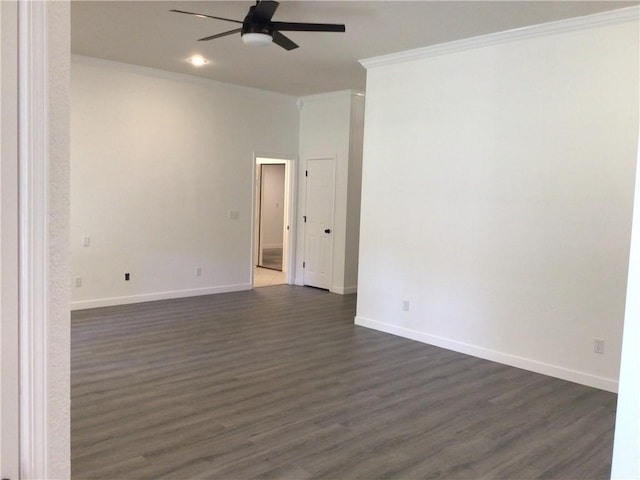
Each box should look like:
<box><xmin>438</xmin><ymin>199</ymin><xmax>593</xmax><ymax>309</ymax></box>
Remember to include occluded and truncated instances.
<box><xmin>242</xmin><ymin>20</ymin><xmax>273</xmax><ymax>37</ymax></box>
<box><xmin>242</xmin><ymin>5</ymin><xmax>273</xmax><ymax>38</ymax></box>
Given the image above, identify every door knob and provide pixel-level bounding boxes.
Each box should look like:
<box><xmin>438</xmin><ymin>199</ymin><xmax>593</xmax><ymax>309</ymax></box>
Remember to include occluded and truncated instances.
<box><xmin>324</xmin><ymin>228</ymin><xmax>331</xmax><ymax>234</ymax></box>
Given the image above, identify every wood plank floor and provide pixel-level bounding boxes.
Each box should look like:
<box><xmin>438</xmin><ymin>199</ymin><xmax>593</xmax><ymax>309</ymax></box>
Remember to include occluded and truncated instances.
<box><xmin>71</xmin><ymin>285</ymin><xmax>617</xmax><ymax>479</ymax></box>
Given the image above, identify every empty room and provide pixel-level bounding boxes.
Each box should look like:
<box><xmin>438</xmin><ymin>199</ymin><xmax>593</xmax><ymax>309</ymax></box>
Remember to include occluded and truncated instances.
<box><xmin>1</xmin><ymin>1</ymin><xmax>639</xmax><ymax>479</ymax></box>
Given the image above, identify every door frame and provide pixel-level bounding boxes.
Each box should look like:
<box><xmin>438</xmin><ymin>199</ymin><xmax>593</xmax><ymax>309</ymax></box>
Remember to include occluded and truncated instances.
<box><xmin>2</xmin><ymin>2</ymin><xmax>53</xmax><ymax>478</ymax></box>
<box><xmin>255</xmin><ymin>163</ymin><xmax>286</xmax><ymax>269</ymax></box>
<box><xmin>302</xmin><ymin>156</ymin><xmax>336</xmax><ymax>291</ymax></box>
<box><xmin>18</xmin><ymin>2</ymin><xmax>51</xmax><ymax>478</ymax></box>
<box><xmin>251</xmin><ymin>154</ymin><xmax>297</xmax><ymax>286</ymax></box>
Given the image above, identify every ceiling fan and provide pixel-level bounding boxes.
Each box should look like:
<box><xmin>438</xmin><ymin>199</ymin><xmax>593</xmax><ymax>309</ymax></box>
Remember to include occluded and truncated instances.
<box><xmin>170</xmin><ymin>1</ymin><xmax>345</xmax><ymax>51</ymax></box>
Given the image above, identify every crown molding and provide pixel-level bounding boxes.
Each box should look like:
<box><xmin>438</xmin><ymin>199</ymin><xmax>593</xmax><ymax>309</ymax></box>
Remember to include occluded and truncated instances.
<box><xmin>360</xmin><ymin>6</ymin><xmax>639</xmax><ymax>70</ymax></box>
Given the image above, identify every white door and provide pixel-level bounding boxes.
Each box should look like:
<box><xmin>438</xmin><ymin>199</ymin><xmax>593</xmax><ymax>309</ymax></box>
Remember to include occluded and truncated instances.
<box><xmin>1</xmin><ymin>1</ymin><xmax>21</xmax><ymax>477</ymax></box>
<box><xmin>303</xmin><ymin>158</ymin><xmax>335</xmax><ymax>290</ymax></box>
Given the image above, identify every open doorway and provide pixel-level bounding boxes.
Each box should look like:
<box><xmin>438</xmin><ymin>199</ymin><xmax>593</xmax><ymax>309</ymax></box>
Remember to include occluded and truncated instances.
<box><xmin>253</xmin><ymin>157</ymin><xmax>295</xmax><ymax>288</ymax></box>
<box><xmin>257</xmin><ymin>163</ymin><xmax>285</xmax><ymax>270</ymax></box>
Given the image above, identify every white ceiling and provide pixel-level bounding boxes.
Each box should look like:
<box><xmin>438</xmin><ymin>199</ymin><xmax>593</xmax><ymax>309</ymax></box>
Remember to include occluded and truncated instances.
<box><xmin>71</xmin><ymin>1</ymin><xmax>637</xmax><ymax>96</ymax></box>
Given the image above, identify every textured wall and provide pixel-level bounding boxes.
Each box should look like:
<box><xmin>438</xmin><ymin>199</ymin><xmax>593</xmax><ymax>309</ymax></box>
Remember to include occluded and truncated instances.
<box><xmin>48</xmin><ymin>2</ymin><xmax>71</xmax><ymax>478</ymax></box>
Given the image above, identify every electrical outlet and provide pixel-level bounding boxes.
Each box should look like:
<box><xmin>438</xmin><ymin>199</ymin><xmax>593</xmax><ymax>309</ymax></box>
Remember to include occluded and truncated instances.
<box><xmin>593</xmin><ymin>339</ymin><xmax>604</xmax><ymax>354</ymax></box>
<box><xmin>75</xmin><ymin>277</ymin><xmax>82</xmax><ymax>287</ymax></box>
<box><xmin>125</xmin><ymin>273</ymin><xmax>130</xmax><ymax>281</ymax></box>
<box><xmin>228</xmin><ymin>210</ymin><xmax>240</xmax><ymax>220</ymax></box>
<box><xmin>402</xmin><ymin>300</ymin><xmax>410</xmax><ymax>312</ymax></box>
<box><xmin>195</xmin><ymin>266</ymin><xmax>202</xmax><ymax>277</ymax></box>
<box><xmin>82</xmin><ymin>236</ymin><xmax>90</xmax><ymax>247</ymax></box>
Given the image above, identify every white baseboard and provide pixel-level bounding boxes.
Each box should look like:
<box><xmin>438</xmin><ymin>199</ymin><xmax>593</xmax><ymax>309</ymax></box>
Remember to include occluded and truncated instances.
<box><xmin>331</xmin><ymin>285</ymin><xmax>358</xmax><ymax>295</ymax></box>
<box><xmin>354</xmin><ymin>316</ymin><xmax>618</xmax><ymax>393</ymax></box>
<box><xmin>71</xmin><ymin>283</ymin><xmax>252</xmax><ymax>310</ymax></box>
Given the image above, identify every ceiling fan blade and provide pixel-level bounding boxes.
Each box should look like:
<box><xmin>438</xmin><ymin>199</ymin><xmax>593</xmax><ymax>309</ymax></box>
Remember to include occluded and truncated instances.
<box><xmin>271</xmin><ymin>22</ymin><xmax>345</xmax><ymax>33</ymax></box>
<box><xmin>253</xmin><ymin>1</ymin><xmax>279</xmax><ymax>22</ymax></box>
<box><xmin>198</xmin><ymin>28</ymin><xmax>242</xmax><ymax>42</ymax></box>
<box><xmin>169</xmin><ymin>9</ymin><xmax>243</xmax><ymax>24</ymax></box>
<box><xmin>272</xmin><ymin>31</ymin><xmax>299</xmax><ymax>51</ymax></box>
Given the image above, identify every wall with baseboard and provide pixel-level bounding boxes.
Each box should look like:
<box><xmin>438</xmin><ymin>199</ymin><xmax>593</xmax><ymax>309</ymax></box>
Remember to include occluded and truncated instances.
<box><xmin>357</xmin><ymin>9</ymin><xmax>639</xmax><ymax>392</ymax></box>
<box><xmin>70</xmin><ymin>57</ymin><xmax>299</xmax><ymax>309</ymax></box>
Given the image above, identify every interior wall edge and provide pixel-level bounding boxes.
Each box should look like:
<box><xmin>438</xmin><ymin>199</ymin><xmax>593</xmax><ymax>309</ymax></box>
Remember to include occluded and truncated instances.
<box><xmin>355</xmin><ymin>316</ymin><xmax>619</xmax><ymax>393</ymax></box>
<box><xmin>331</xmin><ymin>285</ymin><xmax>357</xmax><ymax>295</ymax></box>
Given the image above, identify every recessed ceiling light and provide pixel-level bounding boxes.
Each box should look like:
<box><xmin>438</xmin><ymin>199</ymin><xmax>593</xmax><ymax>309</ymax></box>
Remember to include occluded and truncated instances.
<box><xmin>188</xmin><ymin>55</ymin><xmax>209</xmax><ymax>67</ymax></box>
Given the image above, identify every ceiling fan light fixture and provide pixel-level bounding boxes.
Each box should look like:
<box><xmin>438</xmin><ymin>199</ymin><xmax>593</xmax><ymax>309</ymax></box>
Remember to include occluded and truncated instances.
<box><xmin>242</xmin><ymin>32</ymin><xmax>273</xmax><ymax>47</ymax></box>
<box><xmin>172</xmin><ymin>1</ymin><xmax>345</xmax><ymax>51</ymax></box>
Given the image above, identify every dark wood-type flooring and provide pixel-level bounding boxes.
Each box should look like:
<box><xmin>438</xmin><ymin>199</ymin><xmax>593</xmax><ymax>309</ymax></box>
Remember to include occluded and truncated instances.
<box><xmin>71</xmin><ymin>285</ymin><xmax>617</xmax><ymax>479</ymax></box>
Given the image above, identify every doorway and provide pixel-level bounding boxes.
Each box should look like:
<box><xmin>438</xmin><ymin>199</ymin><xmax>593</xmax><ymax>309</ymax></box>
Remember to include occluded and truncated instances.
<box><xmin>257</xmin><ymin>163</ymin><xmax>285</xmax><ymax>270</ymax></box>
<box><xmin>253</xmin><ymin>157</ymin><xmax>295</xmax><ymax>288</ymax></box>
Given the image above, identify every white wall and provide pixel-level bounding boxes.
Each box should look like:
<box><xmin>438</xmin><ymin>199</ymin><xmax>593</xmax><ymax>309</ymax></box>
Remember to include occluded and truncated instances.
<box><xmin>71</xmin><ymin>58</ymin><xmax>299</xmax><ymax>309</ymax></box>
<box><xmin>357</xmin><ymin>10</ymin><xmax>639</xmax><ymax>392</ymax></box>
<box><xmin>345</xmin><ymin>95</ymin><xmax>365</xmax><ymax>290</ymax></box>
<box><xmin>611</xmin><ymin>134</ymin><xmax>640</xmax><ymax>478</ymax></box>
<box><xmin>296</xmin><ymin>91</ymin><xmax>364</xmax><ymax>294</ymax></box>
